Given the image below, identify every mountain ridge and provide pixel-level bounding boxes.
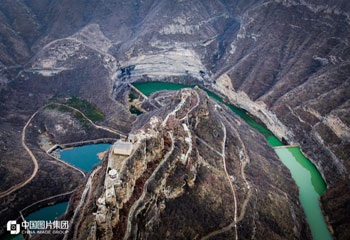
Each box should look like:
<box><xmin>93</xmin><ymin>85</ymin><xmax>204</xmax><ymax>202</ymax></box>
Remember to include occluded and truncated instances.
<box><xmin>0</xmin><ymin>0</ymin><xmax>349</xmax><ymax>238</ymax></box>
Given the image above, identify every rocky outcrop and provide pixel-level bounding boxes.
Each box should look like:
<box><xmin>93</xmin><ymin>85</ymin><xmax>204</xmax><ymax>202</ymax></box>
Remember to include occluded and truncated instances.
<box><xmin>117</xmin><ymin>47</ymin><xmax>208</xmax><ymax>81</ymax></box>
<box><xmin>0</xmin><ymin>0</ymin><xmax>349</xmax><ymax>238</ymax></box>
<box><xmin>67</xmin><ymin>88</ymin><xmax>310</xmax><ymax>240</ymax></box>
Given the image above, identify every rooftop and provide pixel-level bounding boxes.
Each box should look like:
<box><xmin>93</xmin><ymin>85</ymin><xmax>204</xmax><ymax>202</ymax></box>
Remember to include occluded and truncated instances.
<box><xmin>113</xmin><ymin>140</ymin><xmax>133</xmax><ymax>156</ymax></box>
<box><xmin>108</xmin><ymin>169</ymin><xmax>118</xmax><ymax>179</ymax></box>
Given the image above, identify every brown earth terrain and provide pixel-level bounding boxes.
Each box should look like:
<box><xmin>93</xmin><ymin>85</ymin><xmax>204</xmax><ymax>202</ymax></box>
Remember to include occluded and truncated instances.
<box><xmin>64</xmin><ymin>88</ymin><xmax>311</xmax><ymax>240</ymax></box>
<box><xmin>0</xmin><ymin>0</ymin><xmax>349</xmax><ymax>238</ymax></box>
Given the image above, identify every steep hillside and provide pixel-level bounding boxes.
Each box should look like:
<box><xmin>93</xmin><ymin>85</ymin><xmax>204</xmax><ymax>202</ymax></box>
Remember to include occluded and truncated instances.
<box><xmin>63</xmin><ymin>88</ymin><xmax>310</xmax><ymax>240</ymax></box>
<box><xmin>0</xmin><ymin>0</ymin><xmax>349</xmax><ymax>238</ymax></box>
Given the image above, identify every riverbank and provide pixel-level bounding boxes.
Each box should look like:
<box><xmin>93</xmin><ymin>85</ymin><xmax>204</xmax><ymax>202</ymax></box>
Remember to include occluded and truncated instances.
<box><xmin>132</xmin><ymin>81</ymin><xmax>332</xmax><ymax>240</ymax></box>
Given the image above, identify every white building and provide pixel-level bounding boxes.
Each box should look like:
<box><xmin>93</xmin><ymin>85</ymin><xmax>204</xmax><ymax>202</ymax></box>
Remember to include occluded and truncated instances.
<box><xmin>108</xmin><ymin>169</ymin><xmax>118</xmax><ymax>179</ymax></box>
<box><xmin>113</xmin><ymin>140</ymin><xmax>133</xmax><ymax>156</ymax></box>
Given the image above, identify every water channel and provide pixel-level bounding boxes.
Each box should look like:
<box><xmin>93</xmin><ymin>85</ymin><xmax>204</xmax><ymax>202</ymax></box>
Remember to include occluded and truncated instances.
<box><xmin>133</xmin><ymin>81</ymin><xmax>332</xmax><ymax>240</ymax></box>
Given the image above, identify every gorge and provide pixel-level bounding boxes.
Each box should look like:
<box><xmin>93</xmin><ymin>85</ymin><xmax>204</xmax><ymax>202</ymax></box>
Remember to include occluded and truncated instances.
<box><xmin>0</xmin><ymin>0</ymin><xmax>349</xmax><ymax>239</ymax></box>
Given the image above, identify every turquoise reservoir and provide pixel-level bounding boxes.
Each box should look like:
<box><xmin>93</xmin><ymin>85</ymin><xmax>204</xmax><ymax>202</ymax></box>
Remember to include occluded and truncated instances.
<box><xmin>3</xmin><ymin>202</ymin><xmax>69</xmax><ymax>240</ymax></box>
<box><xmin>3</xmin><ymin>144</ymin><xmax>112</xmax><ymax>240</ymax></box>
<box><xmin>26</xmin><ymin>202</ymin><xmax>69</xmax><ymax>222</ymax></box>
<box><xmin>56</xmin><ymin>143</ymin><xmax>111</xmax><ymax>172</ymax></box>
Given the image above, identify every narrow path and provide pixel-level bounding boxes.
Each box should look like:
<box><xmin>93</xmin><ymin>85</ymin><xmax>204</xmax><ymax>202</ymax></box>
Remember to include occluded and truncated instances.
<box><xmin>123</xmin><ymin>132</ymin><xmax>175</xmax><ymax>240</ymax></box>
<box><xmin>0</xmin><ymin>102</ymin><xmax>122</xmax><ymax>199</ymax></box>
<box><xmin>124</xmin><ymin>89</ymin><xmax>197</xmax><ymax>238</ymax></box>
<box><xmin>19</xmin><ymin>189</ymin><xmax>76</xmax><ymax>215</ymax></box>
<box><xmin>153</xmin><ymin>97</ymin><xmax>164</xmax><ymax>107</ymax></box>
<box><xmin>222</xmin><ymin>114</ymin><xmax>253</xmax><ymax>223</ymax></box>
<box><xmin>158</xmin><ymin>89</ymin><xmax>242</xmax><ymax>239</ymax></box>
<box><xmin>152</xmin><ymin>92</ymin><xmax>177</xmax><ymax>108</ymax></box>
<box><xmin>196</xmin><ymin>137</ymin><xmax>223</xmax><ymax>157</ymax></box>
<box><xmin>161</xmin><ymin>89</ymin><xmax>192</xmax><ymax>126</ymax></box>
<box><xmin>0</xmin><ymin>107</ymin><xmax>42</xmax><ymax>198</ymax></box>
<box><xmin>180</xmin><ymin>91</ymin><xmax>199</xmax><ymax>163</ymax></box>
<box><xmin>73</xmin><ymin>166</ymin><xmax>101</xmax><ymax>239</ymax></box>
<box><xmin>237</xmin><ymin>160</ymin><xmax>252</xmax><ymax>222</ymax></box>
<box><xmin>180</xmin><ymin>90</ymin><xmax>200</xmax><ymax>121</ymax></box>
<box><xmin>202</xmin><ymin>111</ymin><xmax>256</xmax><ymax>239</ymax></box>
<box><xmin>64</xmin><ymin>166</ymin><xmax>101</xmax><ymax>240</ymax></box>
<box><xmin>220</xmin><ymin>121</ymin><xmax>239</xmax><ymax>240</ymax></box>
<box><xmin>55</xmin><ymin>103</ymin><xmax>126</xmax><ymax>138</ymax></box>
<box><xmin>19</xmin><ymin>212</ymin><xmax>30</xmax><ymax>238</ymax></box>
<box><xmin>0</xmin><ymin>207</ymin><xmax>8</xmax><ymax>215</ymax></box>
<box><xmin>201</xmin><ymin>121</ymin><xmax>238</xmax><ymax>240</ymax></box>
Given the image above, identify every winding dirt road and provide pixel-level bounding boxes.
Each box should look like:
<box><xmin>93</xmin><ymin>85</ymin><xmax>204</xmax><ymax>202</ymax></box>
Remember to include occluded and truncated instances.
<box><xmin>0</xmin><ymin>108</ymin><xmax>41</xmax><ymax>198</ymax></box>
<box><xmin>201</xmin><ymin>110</ymin><xmax>255</xmax><ymax>240</ymax></box>
<box><xmin>0</xmin><ymin>103</ymin><xmax>124</xmax><ymax>199</ymax></box>
<box><xmin>55</xmin><ymin>103</ymin><xmax>126</xmax><ymax>137</ymax></box>
<box><xmin>123</xmin><ymin>132</ymin><xmax>175</xmax><ymax>240</ymax></box>
<box><xmin>201</xmin><ymin>121</ymin><xmax>239</xmax><ymax>240</ymax></box>
<box><xmin>124</xmin><ymin>90</ymin><xmax>198</xmax><ymax>239</ymax></box>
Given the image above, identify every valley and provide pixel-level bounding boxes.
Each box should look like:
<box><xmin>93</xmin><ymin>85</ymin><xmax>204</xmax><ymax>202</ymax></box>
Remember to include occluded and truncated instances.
<box><xmin>0</xmin><ymin>0</ymin><xmax>349</xmax><ymax>239</ymax></box>
<box><xmin>132</xmin><ymin>81</ymin><xmax>331</xmax><ymax>240</ymax></box>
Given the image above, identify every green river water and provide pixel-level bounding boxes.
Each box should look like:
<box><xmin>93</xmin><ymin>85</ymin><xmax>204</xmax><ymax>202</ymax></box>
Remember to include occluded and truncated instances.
<box><xmin>133</xmin><ymin>81</ymin><xmax>332</xmax><ymax>240</ymax></box>
<box><xmin>3</xmin><ymin>83</ymin><xmax>331</xmax><ymax>239</ymax></box>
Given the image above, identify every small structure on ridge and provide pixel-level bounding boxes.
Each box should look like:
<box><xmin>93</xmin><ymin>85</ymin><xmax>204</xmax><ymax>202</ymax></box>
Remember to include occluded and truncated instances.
<box><xmin>113</xmin><ymin>140</ymin><xmax>133</xmax><ymax>156</ymax></box>
<box><xmin>108</xmin><ymin>169</ymin><xmax>118</xmax><ymax>179</ymax></box>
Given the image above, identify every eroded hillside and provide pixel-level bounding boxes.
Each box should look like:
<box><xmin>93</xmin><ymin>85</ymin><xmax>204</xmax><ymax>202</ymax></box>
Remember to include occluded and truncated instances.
<box><xmin>65</xmin><ymin>88</ymin><xmax>310</xmax><ymax>240</ymax></box>
<box><xmin>0</xmin><ymin>0</ymin><xmax>349</xmax><ymax>238</ymax></box>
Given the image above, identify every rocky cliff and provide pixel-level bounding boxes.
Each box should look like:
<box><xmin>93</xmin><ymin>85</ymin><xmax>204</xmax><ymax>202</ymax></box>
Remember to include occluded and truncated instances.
<box><xmin>65</xmin><ymin>88</ymin><xmax>310</xmax><ymax>240</ymax></box>
<box><xmin>0</xmin><ymin>0</ymin><xmax>349</xmax><ymax>238</ymax></box>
